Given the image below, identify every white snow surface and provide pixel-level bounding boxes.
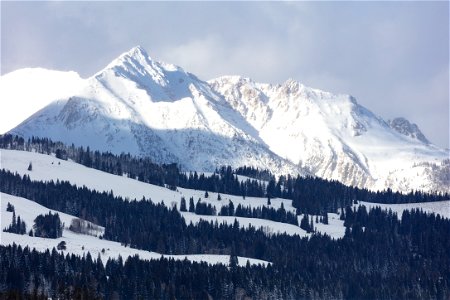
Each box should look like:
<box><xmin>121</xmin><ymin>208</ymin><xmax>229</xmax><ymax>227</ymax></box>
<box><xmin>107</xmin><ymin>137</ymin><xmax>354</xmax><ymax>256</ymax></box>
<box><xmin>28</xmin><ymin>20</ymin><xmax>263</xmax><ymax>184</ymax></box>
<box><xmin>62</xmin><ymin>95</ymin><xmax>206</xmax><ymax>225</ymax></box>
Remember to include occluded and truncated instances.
<box><xmin>0</xmin><ymin>68</ymin><xmax>85</xmax><ymax>134</ymax></box>
<box><xmin>7</xmin><ymin>47</ymin><xmax>449</xmax><ymax>193</ymax></box>
<box><xmin>0</xmin><ymin>193</ymin><xmax>270</xmax><ymax>267</ymax></box>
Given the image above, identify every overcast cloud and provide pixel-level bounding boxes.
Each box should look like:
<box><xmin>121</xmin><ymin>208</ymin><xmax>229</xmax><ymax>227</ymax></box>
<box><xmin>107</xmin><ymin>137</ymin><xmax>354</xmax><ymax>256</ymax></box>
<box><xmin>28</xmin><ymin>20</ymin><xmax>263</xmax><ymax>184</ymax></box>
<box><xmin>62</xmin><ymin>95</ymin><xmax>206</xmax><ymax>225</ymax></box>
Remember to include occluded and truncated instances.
<box><xmin>1</xmin><ymin>1</ymin><xmax>448</xmax><ymax>148</ymax></box>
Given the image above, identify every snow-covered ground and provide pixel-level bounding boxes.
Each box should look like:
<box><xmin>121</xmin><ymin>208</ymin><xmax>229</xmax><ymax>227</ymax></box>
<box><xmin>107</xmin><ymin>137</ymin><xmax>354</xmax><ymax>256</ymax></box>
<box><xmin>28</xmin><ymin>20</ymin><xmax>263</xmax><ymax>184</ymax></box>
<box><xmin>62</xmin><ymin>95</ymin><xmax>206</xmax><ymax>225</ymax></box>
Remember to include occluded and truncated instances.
<box><xmin>355</xmin><ymin>201</ymin><xmax>449</xmax><ymax>219</ymax></box>
<box><xmin>0</xmin><ymin>149</ymin><xmax>298</xmax><ymax>236</ymax></box>
<box><xmin>0</xmin><ymin>193</ymin><xmax>269</xmax><ymax>267</ymax></box>
<box><xmin>1</xmin><ymin>149</ymin><xmax>448</xmax><ymax>259</ymax></box>
<box><xmin>1</xmin><ymin>149</ymin><xmax>293</xmax><ymax>212</ymax></box>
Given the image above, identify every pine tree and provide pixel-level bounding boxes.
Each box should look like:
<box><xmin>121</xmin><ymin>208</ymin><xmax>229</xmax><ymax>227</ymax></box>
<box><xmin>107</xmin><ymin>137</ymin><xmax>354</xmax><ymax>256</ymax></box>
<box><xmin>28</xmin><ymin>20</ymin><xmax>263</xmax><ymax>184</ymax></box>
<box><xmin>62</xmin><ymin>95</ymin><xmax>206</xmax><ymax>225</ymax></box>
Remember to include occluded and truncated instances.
<box><xmin>180</xmin><ymin>197</ymin><xmax>187</xmax><ymax>212</ymax></box>
<box><xmin>27</xmin><ymin>162</ymin><xmax>32</xmax><ymax>171</ymax></box>
<box><xmin>228</xmin><ymin>201</ymin><xmax>235</xmax><ymax>216</ymax></box>
<box><xmin>189</xmin><ymin>197</ymin><xmax>195</xmax><ymax>213</ymax></box>
<box><xmin>6</xmin><ymin>202</ymin><xmax>14</xmax><ymax>212</ymax></box>
<box><xmin>229</xmin><ymin>254</ymin><xmax>239</xmax><ymax>270</ymax></box>
<box><xmin>323</xmin><ymin>212</ymin><xmax>329</xmax><ymax>224</ymax></box>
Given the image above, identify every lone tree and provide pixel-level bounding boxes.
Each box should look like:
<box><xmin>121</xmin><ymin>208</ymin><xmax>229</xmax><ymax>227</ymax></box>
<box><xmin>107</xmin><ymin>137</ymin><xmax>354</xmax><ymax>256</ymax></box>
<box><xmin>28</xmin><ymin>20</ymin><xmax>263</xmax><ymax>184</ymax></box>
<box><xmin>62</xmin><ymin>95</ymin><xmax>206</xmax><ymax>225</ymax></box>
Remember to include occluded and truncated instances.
<box><xmin>57</xmin><ymin>241</ymin><xmax>66</xmax><ymax>250</ymax></box>
<box><xmin>6</xmin><ymin>202</ymin><xmax>14</xmax><ymax>212</ymax></box>
<box><xmin>27</xmin><ymin>162</ymin><xmax>32</xmax><ymax>171</ymax></box>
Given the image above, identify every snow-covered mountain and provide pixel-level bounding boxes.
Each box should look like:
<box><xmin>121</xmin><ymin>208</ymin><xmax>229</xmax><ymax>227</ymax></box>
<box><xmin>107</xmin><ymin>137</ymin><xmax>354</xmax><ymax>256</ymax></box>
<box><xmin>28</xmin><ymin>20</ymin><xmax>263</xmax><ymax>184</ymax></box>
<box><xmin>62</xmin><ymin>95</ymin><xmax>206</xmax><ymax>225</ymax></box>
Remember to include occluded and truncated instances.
<box><xmin>209</xmin><ymin>76</ymin><xmax>449</xmax><ymax>192</ymax></box>
<box><xmin>6</xmin><ymin>46</ymin><xmax>449</xmax><ymax>193</ymax></box>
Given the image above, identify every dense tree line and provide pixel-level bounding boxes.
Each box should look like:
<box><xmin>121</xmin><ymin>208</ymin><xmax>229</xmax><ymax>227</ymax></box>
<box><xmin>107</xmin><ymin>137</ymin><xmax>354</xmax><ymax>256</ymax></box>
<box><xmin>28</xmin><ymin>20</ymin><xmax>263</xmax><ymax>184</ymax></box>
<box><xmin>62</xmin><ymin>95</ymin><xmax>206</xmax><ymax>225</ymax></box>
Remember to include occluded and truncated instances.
<box><xmin>235</xmin><ymin>165</ymin><xmax>274</xmax><ymax>181</ymax></box>
<box><xmin>183</xmin><ymin>166</ymin><xmax>266</xmax><ymax>198</ymax></box>
<box><xmin>180</xmin><ymin>196</ymin><xmax>299</xmax><ymax>226</ymax></box>
<box><xmin>219</xmin><ymin>201</ymin><xmax>299</xmax><ymax>226</ymax></box>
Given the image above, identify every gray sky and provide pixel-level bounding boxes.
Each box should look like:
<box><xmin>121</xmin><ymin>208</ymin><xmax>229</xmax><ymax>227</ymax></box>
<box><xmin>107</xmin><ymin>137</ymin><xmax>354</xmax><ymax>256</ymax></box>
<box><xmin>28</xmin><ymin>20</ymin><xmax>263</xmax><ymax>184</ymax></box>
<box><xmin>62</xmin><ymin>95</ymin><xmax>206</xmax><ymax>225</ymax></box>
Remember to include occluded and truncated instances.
<box><xmin>2</xmin><ymin>1</ymin><xmax>449</xmax><ymax>148</ymax></box>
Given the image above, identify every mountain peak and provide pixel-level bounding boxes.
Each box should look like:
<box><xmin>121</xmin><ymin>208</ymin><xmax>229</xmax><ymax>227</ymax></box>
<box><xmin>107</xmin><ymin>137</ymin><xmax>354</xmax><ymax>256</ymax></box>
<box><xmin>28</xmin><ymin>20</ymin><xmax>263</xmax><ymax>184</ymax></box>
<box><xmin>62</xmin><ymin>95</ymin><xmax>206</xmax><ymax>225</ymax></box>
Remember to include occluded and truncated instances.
<box><xmin>101</xmin><ymin>46</ymin><xmax>152</xmax><ymax>73</ymax></box>
<box><xmin>124</xmin><ymin>45</ymin><xmax>150</xmax><ymax>60</ymax></box>
<box><xmin>93</xmin><ymin>46</ymin><xmax>208</xmax><ymax>102</ymax></box>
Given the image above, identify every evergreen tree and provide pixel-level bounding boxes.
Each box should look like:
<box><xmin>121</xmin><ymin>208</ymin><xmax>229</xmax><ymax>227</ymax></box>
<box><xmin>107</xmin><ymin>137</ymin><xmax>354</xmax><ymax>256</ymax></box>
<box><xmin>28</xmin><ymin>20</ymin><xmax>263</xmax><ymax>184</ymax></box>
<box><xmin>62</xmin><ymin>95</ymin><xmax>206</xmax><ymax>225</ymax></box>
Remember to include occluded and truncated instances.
<box><xmin>180</xmin><ymin>197</ymin><xmax>187</xmax><ymax>212</ymax></box>
<box><xmin>228</xmin><ymin>200</ymin><xmax>235</xmax><ymax>216</ymax></box>
<box><xmin>6</xmin><ymin>202</ymin><xmax>14</xmax><ymax>212</ymax></box>
<box><xmin>322</xmin><ymin>212</ymin><xmax>329</xmax><ymax>225</ymax></box>
<box><xmin>188</xmin><ymin>197</ymin><xmax>195</xmax><ymax>213</ymax></box>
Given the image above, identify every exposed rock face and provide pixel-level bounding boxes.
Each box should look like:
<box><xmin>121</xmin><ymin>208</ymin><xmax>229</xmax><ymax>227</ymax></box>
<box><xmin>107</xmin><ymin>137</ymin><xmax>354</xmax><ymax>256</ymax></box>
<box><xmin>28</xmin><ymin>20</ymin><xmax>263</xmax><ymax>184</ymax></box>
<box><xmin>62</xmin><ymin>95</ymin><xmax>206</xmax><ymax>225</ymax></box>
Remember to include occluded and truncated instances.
<box><xmin>388</xmin><ymin>117</ymin><xmax>429</xmax><ymax>144</ymax></box>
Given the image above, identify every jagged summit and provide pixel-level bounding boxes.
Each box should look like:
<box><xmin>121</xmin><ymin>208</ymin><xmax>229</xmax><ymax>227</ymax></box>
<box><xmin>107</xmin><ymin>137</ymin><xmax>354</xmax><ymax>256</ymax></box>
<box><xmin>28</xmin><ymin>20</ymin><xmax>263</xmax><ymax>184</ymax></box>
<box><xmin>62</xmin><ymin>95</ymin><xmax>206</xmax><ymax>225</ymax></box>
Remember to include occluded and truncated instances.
<box><xmin>94</xmin><ymin>46</ymin><xmax>206</xmax><ymax>102</ymax></box>
<box><xmin>388</xmin><ymin>117</ymin><xmax>430</xmax><ymax>144</ymax></box>
<box><xmin>6</xmin><ymin>48</ymin><xmax>449</xmax><ymax>194</ymax></box>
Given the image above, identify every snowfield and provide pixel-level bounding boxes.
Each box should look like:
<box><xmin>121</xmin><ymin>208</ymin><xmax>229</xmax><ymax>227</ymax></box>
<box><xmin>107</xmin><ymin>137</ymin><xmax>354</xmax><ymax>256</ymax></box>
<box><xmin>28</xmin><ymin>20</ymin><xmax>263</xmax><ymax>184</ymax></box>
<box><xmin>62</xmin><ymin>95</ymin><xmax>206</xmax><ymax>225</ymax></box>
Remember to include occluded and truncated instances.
<box><xmin>0</xmin><ymin>193</ymin><xmax>269</xmax><ymax>267</ymax></box>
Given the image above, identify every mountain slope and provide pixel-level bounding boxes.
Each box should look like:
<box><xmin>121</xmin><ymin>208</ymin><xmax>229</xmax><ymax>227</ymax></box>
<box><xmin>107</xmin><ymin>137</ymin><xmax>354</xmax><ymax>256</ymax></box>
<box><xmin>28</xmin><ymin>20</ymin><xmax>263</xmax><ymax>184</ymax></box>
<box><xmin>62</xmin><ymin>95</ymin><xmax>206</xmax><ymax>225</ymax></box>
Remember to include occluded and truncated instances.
<box><xmin>10</xmin><ymin>47</ymin><xmax>299</xmax><ymax>175</ymax></box>
<box><xmin>209</xmin><ymin>76</ymin><xmax>449</xmax><ymax>192</ymax></box>
<box><xmin>7</xmin><ymin>46</ymin><xmax>449</xmax><ymax>193</ymax></box>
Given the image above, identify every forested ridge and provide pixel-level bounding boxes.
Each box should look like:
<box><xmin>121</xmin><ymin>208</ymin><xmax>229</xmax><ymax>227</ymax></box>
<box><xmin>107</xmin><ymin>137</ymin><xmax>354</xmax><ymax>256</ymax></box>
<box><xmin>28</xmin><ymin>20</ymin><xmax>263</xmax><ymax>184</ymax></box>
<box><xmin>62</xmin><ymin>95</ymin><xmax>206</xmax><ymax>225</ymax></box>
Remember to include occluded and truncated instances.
<box><xmin>1</xmin><ymin>170</ymin><xmax>449</xmax><ymax>299</ymax></box>
<box><xmin>1</xmin><ymin>134</ymin><xmax>449</xmax><ymax>299</ymax></box>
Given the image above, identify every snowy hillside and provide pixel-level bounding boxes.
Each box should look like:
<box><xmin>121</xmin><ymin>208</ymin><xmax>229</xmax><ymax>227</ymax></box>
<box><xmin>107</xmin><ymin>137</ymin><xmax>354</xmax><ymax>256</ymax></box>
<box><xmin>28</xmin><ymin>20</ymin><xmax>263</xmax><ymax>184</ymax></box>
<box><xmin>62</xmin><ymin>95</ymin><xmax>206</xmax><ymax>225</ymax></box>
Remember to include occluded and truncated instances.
<box><xmin>2</xmin><ymin>149</ymin><xmax>448</xmax><ymax>240</ymax></box>
<box><xmin>2</xmin><ymin>149</ymin><xmax>449</xmax><ymax>272</ymax></box>
<box><xmin>0</xmin><ymin>193</ymin><xmax>269</xmax><ymax>267</ymax></box>
<box><xmin>1</xmin><ymin>150</ymin><xmax>307</xmax><ymax>236</ymax></box>
<box><xmin>5</xmin><ymin>46</ymin><xmax>449</xmax><ymax>193</ymax></box>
